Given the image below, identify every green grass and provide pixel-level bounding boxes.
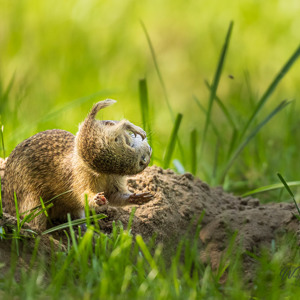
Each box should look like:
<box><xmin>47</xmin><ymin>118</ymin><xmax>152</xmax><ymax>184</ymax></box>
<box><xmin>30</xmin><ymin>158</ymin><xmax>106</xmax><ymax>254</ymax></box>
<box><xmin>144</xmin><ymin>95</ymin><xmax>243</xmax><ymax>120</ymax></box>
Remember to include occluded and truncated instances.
<box><xmin>201</xmin><ymin>21</ymin><xmax>233</xmax><ymax>158</ymax></box>
<box><xmin>0</xmin><ymin>1</ymin><xmax>300</xmax><ymax>298</ymax></box>
<box><xmin>1</xmin><ymin>218</ymin><xmax>300</xmax><ymax>299</ymax></box>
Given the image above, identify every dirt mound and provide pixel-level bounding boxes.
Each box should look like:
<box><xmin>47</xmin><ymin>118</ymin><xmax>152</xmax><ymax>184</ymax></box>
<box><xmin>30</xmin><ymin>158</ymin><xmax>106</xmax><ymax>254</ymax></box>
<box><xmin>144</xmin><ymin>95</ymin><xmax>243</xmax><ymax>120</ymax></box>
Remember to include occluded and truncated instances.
<box><xmin>1</xmin><ymin>157</ymin><xmax>299</xmax><ymax>280</ymax></box>
<box><xmin>111</xmin><ymin>167</ymin><xmax>299</xmax><ymax>264</ymax></box>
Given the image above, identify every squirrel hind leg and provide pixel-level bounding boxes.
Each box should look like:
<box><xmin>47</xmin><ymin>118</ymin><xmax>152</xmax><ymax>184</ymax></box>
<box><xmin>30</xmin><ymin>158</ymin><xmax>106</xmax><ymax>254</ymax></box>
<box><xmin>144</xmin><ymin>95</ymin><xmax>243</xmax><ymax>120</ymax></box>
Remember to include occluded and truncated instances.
<box><xmin>114</xmin><ymin>120</ymin><xmax>146</xmax><ymax>140</ymax></box>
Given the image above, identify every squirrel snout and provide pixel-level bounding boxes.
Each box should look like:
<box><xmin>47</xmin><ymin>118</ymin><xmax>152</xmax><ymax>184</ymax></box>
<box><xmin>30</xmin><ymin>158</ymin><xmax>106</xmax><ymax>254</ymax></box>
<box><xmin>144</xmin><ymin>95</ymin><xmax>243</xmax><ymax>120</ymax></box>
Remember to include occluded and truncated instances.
<box><xmin>140</xmin><ymin>155</ymin><xmax>150</xmax><ymax>167</ymax></box>
<box><xmin>140</xmin><ymin>146</ymin><xmax>151</xmax><ymax>167</ymax></box>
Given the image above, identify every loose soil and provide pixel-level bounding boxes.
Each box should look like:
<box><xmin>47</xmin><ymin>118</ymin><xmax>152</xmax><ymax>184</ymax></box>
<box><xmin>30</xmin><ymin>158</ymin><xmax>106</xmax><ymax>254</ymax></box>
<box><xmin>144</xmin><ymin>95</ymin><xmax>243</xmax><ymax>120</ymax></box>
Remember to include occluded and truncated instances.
<box><xmin>0</xmin><ymin>157</ymin><xmax>299</xmax><ymax>282</ymax></box>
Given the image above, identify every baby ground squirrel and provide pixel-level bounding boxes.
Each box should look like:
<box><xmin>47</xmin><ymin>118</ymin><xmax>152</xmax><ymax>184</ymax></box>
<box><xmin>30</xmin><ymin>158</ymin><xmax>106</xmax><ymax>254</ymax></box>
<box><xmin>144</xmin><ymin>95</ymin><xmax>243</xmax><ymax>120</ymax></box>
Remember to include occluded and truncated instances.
<box><xmin>1</xmin><ymin>99</ymin><xmax>153</xmax><ymax>230</ymax></box>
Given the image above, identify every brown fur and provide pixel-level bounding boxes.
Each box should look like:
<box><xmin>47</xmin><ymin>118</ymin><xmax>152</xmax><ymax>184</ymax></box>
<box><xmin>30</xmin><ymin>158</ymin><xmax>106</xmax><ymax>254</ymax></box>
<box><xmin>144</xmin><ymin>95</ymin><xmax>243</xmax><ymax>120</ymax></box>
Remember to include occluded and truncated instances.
<box><xmin>1</xmin><ymin>99</ymin><xmax>152</xmax><ymax>230</ymax></box>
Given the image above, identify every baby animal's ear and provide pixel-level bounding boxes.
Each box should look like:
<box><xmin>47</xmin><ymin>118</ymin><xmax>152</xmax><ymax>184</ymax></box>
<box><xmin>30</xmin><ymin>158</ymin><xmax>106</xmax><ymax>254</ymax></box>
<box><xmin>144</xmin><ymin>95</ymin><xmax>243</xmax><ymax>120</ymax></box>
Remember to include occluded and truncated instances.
<box><xmin>88</xmin><ymin>99</ymin><xmax>116</xmax><ymax>120</ymax></box>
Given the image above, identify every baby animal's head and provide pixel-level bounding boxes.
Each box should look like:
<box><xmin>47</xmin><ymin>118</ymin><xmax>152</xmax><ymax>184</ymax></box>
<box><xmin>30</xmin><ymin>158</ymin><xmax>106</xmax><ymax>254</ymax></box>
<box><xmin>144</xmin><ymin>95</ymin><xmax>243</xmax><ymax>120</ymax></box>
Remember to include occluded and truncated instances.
<box><xmin>75</xmin><ymin>100</ymin><xmax>152</xmax><ymax>175</ymax></box>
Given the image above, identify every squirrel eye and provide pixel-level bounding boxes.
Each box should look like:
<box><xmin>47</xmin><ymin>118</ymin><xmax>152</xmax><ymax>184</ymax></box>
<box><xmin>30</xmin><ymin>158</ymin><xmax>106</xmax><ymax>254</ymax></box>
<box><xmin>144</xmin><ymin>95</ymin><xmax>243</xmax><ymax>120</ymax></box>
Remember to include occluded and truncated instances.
<box><xmin>115</xmin><ymin>137</ymin><xmax>119</xmax><ymax>142</ymax></box>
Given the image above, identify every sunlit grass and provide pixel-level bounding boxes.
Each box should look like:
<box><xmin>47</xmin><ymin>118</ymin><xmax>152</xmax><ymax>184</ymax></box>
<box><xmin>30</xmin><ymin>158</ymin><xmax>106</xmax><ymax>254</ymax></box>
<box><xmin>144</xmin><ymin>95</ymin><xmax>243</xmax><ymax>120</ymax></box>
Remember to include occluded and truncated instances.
<box><xmin>1</xmin><ymin>216</ymin><xmax>300</xmax><ymax>299</ymax></box>
<box><xmin>0</xmin><ymin>1</ymin><xmax>299</xmax><ymax>189</ymax></box>
<box><xmin>0</xmin><ymin>1</ymin><xmax>300</xmax><ymax>298</ymax></box>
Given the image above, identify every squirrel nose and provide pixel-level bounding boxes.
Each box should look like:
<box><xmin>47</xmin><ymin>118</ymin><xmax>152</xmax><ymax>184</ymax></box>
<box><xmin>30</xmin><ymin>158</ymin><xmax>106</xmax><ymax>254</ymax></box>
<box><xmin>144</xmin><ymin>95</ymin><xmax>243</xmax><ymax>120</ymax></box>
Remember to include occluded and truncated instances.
<box><xmin>140</xmin><ymin>154</ymin><xmax>150</xmax><ymax>167</ymax></box>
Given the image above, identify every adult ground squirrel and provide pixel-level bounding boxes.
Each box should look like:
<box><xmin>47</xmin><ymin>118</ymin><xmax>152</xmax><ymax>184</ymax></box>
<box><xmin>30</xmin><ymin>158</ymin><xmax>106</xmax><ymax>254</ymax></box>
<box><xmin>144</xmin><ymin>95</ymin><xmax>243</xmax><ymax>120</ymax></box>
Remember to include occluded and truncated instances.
<box><xmin>1</xmin><ymin>99</ymin><xmax>153</xmax><ymax>230</ymax></box>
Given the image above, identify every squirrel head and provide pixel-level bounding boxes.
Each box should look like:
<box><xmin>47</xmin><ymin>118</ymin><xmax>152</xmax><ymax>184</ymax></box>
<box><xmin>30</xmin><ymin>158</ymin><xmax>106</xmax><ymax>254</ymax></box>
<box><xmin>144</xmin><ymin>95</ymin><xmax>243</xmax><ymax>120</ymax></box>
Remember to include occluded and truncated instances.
<box><xmin>75</xmin><ymin>99</ymin><xmax>152</xmax><ymax>175</ymax></box>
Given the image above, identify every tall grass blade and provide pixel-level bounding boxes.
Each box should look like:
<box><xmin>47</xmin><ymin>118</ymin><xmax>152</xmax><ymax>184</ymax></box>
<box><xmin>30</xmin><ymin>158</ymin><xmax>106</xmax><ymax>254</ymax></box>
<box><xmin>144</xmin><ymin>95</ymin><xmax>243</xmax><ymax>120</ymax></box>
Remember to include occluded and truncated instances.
<box><xmin>193</xmin><ymin>96</ymin><xmax>222</xmax><ymax>141</ymax></box>
<box><xmin>139</xmin><ymin>78</ymin><xmax>152</xmax><ymax>148</ymax></box>
<box><xmin>127</xmin><ymin>206</ymin><xmax>136</xmax><ymax>231</ymax></box>
<box><xmin>227</xmin><ymin>128</ymin><xmax>238</xmax><ymax>160</ymax></box>
<box><xmin>140</xmin><ymin>23</ymin><xmax>187</xmax><ymax>165</ymax></box>
<box><xmin>39</xmin><ymin>197</ymin><xmax>53</xmax><ymax>226</ymax></box>
<box><xmin>67</xmin><ymin>213</ymin><xmax>78</xmax><ymax>254</ymax></box>
<box><xmin>139</xmin><ymin>78</ymin><xmax>149</xmax><ymax>131</ymax></box>
<box><xmin>0</xmin><ymin>125</ymin><xmax>5</xmax><ymax>158</ymax></box>
<box><xmin>136</xmin><ymin>235</ymin><xmax>158</xmax><ymax>271</ymax></box>
<box><xmin>14</xmin><ymin>192</ymin><xmax>20</xmax><ymax>231</ymax></box>
<box><xmin>204</xmin><ymin>80</ymin><xmax>237</xmax><ymax>130</ymax></box>
<box><xmin>212</xmin><ymin>139</ymin><xmax>220</xmax><ymax>182</ymax></box>
<box><xmin>190</xmin><ymin>129</ymin><xmax>197</xmax><ymax>175</ymax></box>
<box><xmin>277</xmin><ymin>173</ymin><xmax>300</xmax><ymax>216</ymax></box>
<box><xmin>242</xmin><ymin>181</ymin><xmax>300</xmax><ymax>197</ymax></box>
<box><xmin>221</xmin><ymin>100</ymin><xmax>291</xmax><ymax>181</ymax></box>
<box><xmin>241</xmin><ymin>44</ymin><xmax>300</xmax><ymax>138</ymax></box>
<box><xmin>140</xmin><ymin>21</ymin><xmax>174</xmax><ymax>120</ymax></box>
<box><xmin>40</xmin><ymin>197</ymin><xmax>49</xmax><ymax>218</ymax></box>
<box><xmin>201</xmin><ymin>21</ymin><xmax>233</xmax><ymax>156</ymax></box>
<box><xmin>163</xmin><ymin>113</ymin><xmax>183</xmax><ymax>169</ymax></box>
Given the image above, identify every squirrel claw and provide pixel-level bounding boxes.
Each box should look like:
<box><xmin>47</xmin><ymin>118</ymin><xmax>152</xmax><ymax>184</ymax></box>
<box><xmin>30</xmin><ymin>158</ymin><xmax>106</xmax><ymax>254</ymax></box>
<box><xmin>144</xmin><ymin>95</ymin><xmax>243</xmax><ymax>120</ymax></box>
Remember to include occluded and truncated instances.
<box><xmin>125</xmin><ymin>123</ymin><xmax>146</xmax><ymax>140</ymax></box>
<box><xmin>128</xmin><ymin>192</ymin><xmax>153</xmax><ymax>205</ymax></box>
<box><xmin>137</xmin><ymin>129</ymin><xmax>146</xmax><ymax>140</ymax></box>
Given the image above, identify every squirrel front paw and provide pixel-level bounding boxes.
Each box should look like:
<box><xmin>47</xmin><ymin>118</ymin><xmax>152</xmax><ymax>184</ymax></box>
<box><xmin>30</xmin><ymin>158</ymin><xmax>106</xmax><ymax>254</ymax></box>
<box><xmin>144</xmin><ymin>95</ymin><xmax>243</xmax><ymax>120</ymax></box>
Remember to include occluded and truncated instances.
<box><xmin>94</xmin><ymin>192</ymin><xmax>108</xmax><ymax>206</ymax></box>
<box><xmin>91</xmin><ymin>192</ymin><xmax>109</xmax><ymax>212</ymax></box>
<box><xmin>122</xmin><ymin>121</ymin><xmax>146</xmax><ymax>140</ymax></box>
<box><xmin>128</xmin><ymin>192</ymin><xmax>153</xmax><ymax>205</ymax></box>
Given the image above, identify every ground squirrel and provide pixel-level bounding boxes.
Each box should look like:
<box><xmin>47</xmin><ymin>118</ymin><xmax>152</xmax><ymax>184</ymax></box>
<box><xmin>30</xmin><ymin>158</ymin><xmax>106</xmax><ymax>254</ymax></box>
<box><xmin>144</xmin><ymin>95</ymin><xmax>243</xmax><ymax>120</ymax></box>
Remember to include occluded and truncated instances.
<box><xmin>1</xmin><ymin>99</ymin><xmax>153</xmax><ymax>230</ymax></box>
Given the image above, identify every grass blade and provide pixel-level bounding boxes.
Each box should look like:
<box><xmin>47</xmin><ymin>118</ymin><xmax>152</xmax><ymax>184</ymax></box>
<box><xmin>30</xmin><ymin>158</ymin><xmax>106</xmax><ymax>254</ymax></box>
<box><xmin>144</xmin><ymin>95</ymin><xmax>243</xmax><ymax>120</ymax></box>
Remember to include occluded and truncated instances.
<box><xmin>139</xmin><ymin>78</ymin><xmax>152</xmax><ymax>149</ymax></box>
<box><xmin>127</xmin><ymin>206</ymin><xmax>136</xmax><ymax>231</ymax></box>
<box><xmin>21</xmin><ymin>203</ymin><xmax>53</xmax><ymax>227</ymax></box>
<box><xmin>227</xmin><ymin>128</ymin><xmax>238</xmax><ymax>160</ymax></box>
<box><xmin>212</xmin><ymin>139</ymin><xmax>220</xmax><ymax>183</ymax></box>
<box><xmin>139</xmin><ymin>78</ymin><xmax>149</xmax><ymax>131</ymax></box>
<box><xmin>163</xmin><ymin>113</ymin><xmax>183</xmax><ymax>169</ymax></box>
<box><xmin>14</xmin><ymin>192</ymin><xmax>20</xmax><ymax>231</ymax></box>
<box><xmin>39</xmin><ymin>197</ymin><xmax>53</xmax><ymax>227</ymax></box>
<box><xmin>136</xmin><ymin>235</ymin><xmax>158</xmax><ymax>271</ymax></box>
<box><xmin>221</xmin><ymin>100</ymin><xmax>291</xmax><ymax>182</ymax></box>
<box><xmin>41</xmin><ymin>214</ymin><xmax>107</xmax><ymax>235</ymax></box>
<box><xmin>0</xmin><ymin>125</ymin><xmax>5</xmax><ymax>158</ymax></box>
<box><xmin>277</xmin><ymin>173</ymin><xmax>300</xmax><ymax>216</ymax></box>
<box><xmin>242</xmin><ymin>181</ymin><xmax>300</xmax><ymax>197</ymax></box>
<box><xmin>140</xmin><ymin>21</ymin><xmax>174</xmax><ymax>120</ymax></box>
<box><xmin>204</xmin><ymin>80</ymin><xmax>237</xmax><ymax>130</ymax></box>
<box><xmin>193</xmin><ymin>96</ymin><xmax>222</xmax><ymax>141</ymax></box>
<box><xmin>201</xmin><ymin>21</ymin><xmax>233</xmax><ymax>156</ymax></box>
<box><xmin>140</xmin><ymin>23</ymin><xmax>187</xmax><ymax>165</ymax></box>
<box><xmin>241</xmin><ymin>44</ymin><xmax>300</xmax><ymax>138</ymax></box>
<box><xmin>190</xmin><ymin>129</ymin><xmax>197</xmax><ymax>175</ymax></box>
<box><xmin>21</xmin><ymin>190</ymin><xmax>73</xmax><ymax>214</ymax></box>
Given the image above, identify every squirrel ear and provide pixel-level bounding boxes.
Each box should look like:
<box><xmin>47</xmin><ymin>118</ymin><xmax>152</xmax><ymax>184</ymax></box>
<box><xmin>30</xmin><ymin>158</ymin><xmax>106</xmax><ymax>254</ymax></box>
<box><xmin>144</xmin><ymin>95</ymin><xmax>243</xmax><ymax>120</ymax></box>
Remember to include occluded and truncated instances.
<box><xmin>88</xmin><ymin>99</ymin><xmax>117</xmax><ymax>119</ymax></box>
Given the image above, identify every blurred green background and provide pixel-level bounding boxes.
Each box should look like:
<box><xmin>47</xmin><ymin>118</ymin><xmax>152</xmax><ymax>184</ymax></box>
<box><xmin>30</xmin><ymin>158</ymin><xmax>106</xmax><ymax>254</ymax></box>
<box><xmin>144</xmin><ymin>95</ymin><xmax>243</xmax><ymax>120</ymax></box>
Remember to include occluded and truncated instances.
<box><xmin>0</xmin><ymin>0</ymin><xmax>299</xmax><ymax>195</ymax></box>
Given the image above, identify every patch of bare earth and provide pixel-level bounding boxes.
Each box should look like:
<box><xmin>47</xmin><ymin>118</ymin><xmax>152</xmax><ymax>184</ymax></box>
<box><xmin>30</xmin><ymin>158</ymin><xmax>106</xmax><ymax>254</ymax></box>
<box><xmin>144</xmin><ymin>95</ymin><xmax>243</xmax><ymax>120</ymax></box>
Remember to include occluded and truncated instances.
<box><xmin>1</xmin><ymin>157</ymin><xmax>299</xmax><ymax>282</ymax></box>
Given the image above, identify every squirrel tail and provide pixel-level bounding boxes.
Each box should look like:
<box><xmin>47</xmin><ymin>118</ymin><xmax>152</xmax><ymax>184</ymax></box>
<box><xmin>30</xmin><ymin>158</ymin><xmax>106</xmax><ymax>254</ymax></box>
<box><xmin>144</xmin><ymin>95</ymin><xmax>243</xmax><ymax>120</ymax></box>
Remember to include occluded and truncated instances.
<box><xmin>88</xmin><ymin>99</ymin><xmax>117</xmax><ymax>119</ymax></box>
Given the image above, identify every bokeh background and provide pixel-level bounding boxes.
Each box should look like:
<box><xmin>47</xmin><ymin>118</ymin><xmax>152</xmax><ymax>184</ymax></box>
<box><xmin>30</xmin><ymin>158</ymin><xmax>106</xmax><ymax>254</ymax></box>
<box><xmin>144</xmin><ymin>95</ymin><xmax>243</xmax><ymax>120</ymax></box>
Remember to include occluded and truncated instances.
<box><xmin>0</xmin><ymin>0</ymin><xmax>299</xmax><ymax>195</ymax></box>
